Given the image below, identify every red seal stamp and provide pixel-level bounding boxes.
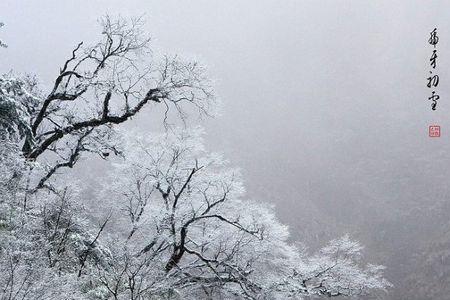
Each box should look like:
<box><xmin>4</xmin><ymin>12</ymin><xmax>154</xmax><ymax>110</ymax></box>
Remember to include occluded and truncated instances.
<box><xmin>429</xmin><ymin>125</ymin><xmax>440</xmax><ymax>137</ymax></box>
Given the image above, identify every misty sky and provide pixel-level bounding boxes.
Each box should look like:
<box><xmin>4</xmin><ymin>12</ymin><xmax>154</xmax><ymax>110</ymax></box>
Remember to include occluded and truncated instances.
<box><xmin>2</xmin><ymin>2</ymin><xmax>450</xmax><ymax>297</ymax></box>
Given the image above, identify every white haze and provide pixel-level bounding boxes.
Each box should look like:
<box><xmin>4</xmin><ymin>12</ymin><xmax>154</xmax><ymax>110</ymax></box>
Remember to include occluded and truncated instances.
<box><xmin>2</xmin><ymin>1</ymin><xmax>450</xmax><ymax>299</ymax></box>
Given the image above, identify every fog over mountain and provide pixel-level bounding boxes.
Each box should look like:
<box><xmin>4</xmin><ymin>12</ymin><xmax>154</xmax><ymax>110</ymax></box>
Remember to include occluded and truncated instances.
<box><xmin>2</xmin><ymin>1</ymin><xmax>450</xmax><ymax>299</ymax></box>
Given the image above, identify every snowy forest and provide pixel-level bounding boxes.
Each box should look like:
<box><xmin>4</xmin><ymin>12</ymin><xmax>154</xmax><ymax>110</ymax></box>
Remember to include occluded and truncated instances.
<box><xmin>1</xmin><ymin>1</ymin><xmax>450</xmax><ymax>300</ymax></box>
<box><xmin>0</xmin><ymin>15</ymin><xmax>390</xmax><ymax>299</ymax></box>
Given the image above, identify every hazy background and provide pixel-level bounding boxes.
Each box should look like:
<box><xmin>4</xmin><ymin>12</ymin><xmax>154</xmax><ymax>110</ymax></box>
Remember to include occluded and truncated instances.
<box><xmin>2</xmin><ymin>1</ymin><xmax>450</xmax><ymax>299</ymax></box>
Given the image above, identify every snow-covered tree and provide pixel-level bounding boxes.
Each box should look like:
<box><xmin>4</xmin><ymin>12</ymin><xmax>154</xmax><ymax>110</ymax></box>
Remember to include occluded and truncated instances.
<box><xmin>0</xmin><ymin>16</ymin><xmax>390</xmax><ymax>299</ymax></box>
<box><xmin>4</xmin><ymin>15</ymin><xmax>214</xmax><ymax>194</ymax></box>
<box><xmin>0</xmin><ymin>22</ymin><xmax>7</xmax><ymax>48</ymax></box>
<box><xmin>88</xmin><ymin>128</ymin><xmax>391</xmax><ymax>299</ymax></box>
<box><xmin>0</xmin><ymin>15</ymin><xmax>215</xmax><ymax>299</ymax></box>
<box><xmin>0</xmin><ymin>76</ymin><xmax>39</xmax><ymax>142</ymax></box>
